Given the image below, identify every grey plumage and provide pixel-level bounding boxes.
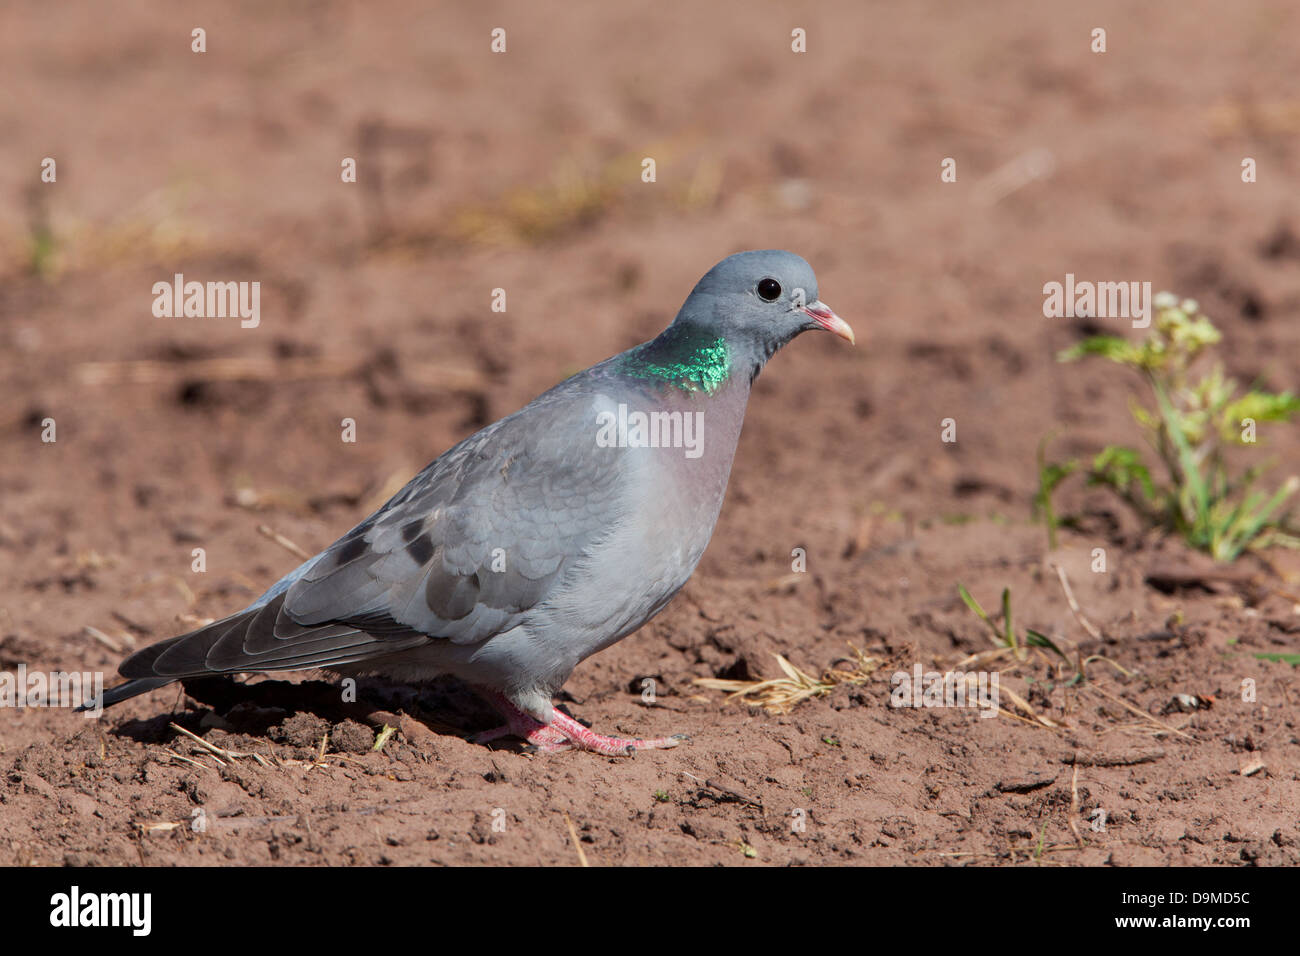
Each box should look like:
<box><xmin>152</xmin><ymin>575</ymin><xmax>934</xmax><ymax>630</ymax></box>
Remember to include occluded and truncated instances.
<box><xmin>91</xmin><ymin>250</ymin><xmax>854</xmax><ymax>753</ymax></box>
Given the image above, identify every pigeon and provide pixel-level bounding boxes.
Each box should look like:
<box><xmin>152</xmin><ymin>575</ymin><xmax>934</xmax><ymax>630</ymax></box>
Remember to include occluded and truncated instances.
<box><xmin>88</xmin><ymin>250</ymin><xmax>854</xmax><ymax>755</ymax></box>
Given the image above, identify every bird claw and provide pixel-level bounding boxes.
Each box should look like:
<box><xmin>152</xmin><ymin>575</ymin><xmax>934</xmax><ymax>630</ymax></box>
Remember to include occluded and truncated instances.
<box><xmin>474</xmin><ymin>689</ymin><xmax>687</xmax><ymax>756</ymax></box>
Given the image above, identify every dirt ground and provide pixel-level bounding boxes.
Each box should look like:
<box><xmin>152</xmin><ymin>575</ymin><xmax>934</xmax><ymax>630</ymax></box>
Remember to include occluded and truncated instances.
<box><xmin>2</xmin><ymin>0</ymin><xmax>1299</xmax><ymax>866</ymax></box>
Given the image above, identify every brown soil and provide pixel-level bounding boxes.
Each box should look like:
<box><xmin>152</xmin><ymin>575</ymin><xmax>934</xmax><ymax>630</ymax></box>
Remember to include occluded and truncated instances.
<box><xmin>1</xmin><ymin>0</ymin><xmax>1298</xmax><ymax>866</ymax></box>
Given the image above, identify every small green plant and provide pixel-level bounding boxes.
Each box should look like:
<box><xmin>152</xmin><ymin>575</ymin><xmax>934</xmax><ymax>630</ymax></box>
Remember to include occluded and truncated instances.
<box><xmin>23</xmin><ymin>185</ymin><xmax>61</xmax><ymax>279</ymax></box>
<box><xmin>957</xmin><ymin>583</ymin><xmax>1068</xmax><ymax>664</ymax></box>
<box><xmin>1045</xmin><ymin>294</ymin><xmax>1300</xmax><ymax>561</ymax></box>
<box><xmin>1034</xmin><ymin>431</ymin><xmax>1078</xmax><ymax>550</ymax></box>
<box><xmin>1033</xmin><ymin>821</ymin><xmax>1049</xmax><ymax>862</ymax></box>
<box><xmin>1255</xmin><ymin>652</ymin><xmax>1300</xmax><ymax>667</ymax></box>
<box><xmin>26</xmin><ymin>219</ymin><xmax>59</xmax><ymax>278</ymax></box>
<box><xmin>653</xmin><ymin>789</ymin><xmax>670</xmax><ymax>802</ymax></box>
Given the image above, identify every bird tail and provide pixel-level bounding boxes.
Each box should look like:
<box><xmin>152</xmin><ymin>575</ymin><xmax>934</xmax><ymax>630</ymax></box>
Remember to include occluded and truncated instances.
<box><xmin>82</xmin><ymin>593</ymin><xmax>426</xmax><ymax>712</ymax></box>
<box><xmin>77</xmin><ymin>677</ymin><xmax>176</xmax><ymax>711</ymax></box>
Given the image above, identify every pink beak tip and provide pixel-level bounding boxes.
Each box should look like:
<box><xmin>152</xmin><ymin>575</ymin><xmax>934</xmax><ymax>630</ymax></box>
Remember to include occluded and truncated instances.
<box><xmin>803</xmin><ymin>301</ymin><xmax>856</xmax><ymax>345</ymax></box>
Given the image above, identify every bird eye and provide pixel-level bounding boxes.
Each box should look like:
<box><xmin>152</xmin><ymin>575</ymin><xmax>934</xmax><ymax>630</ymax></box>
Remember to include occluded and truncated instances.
<box><xmin>757</xmin><ymin>277</ymin><xmax>782</xmax><ymax>302</ymax></box>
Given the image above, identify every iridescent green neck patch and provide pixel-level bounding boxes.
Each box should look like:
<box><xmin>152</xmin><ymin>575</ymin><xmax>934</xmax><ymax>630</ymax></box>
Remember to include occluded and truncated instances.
<box><xmin>618</xmin><ymin>325</ymin><xmax>732</xmax><ymax>396</ymax></box>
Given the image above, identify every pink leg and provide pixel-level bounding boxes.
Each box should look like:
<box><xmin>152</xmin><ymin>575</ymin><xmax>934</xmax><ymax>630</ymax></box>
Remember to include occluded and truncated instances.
<box><xmin>473</xmin><ymin>690</ymin><xmax>687</xmax><ymax>756</ymax></box>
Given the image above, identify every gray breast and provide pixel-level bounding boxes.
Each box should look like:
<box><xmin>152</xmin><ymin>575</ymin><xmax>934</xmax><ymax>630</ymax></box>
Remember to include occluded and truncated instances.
<box><xmin>529</xmin><ymin>380</ymin><xmax>750</xmax><ymax>671</ymax></box>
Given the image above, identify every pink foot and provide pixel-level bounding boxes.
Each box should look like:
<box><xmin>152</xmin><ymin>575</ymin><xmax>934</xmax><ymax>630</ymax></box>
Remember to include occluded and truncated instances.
<box><xmin>472</xmin><ymin>721</ymin><xmax>570</xmax><ymax>750</ymax></box>
<box><xmin>545</xmin><ymin>707</ymin><xmax>687</xmax><ymax>756</ymax></box>
<box><xmin>473</xmin><ymin>691</ymin><xmax>687</xmax><ymax>756</ymax></box>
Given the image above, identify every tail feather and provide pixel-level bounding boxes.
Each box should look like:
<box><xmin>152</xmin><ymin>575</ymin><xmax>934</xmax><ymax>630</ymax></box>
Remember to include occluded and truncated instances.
<box><xmin>88</xmin><ymin>592</ymin><xmax>428</xmax><ymax>711</ymax></box>
<box><xmin>76</xmin><ymin>677</ymin><xmax>175</xmax><ymax>712</ymax></box>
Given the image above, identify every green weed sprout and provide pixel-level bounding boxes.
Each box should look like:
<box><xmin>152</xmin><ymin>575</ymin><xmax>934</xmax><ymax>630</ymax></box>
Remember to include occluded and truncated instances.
<box><xmin>957</xmin><ymin>584</ymin><xmax>1067</xmax><ymax>663</ymax></box>
<box><xmin>1048</xmin><ymin>294</ymin><xmax>1299</xmax><ymax>562</ymax></box>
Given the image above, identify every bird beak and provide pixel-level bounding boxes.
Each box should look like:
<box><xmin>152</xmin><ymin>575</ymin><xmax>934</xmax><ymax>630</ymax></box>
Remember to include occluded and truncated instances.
<box><xmin>801</xmin><ymin>300</ymin><xmax>856</xmax><ymax>345</ymax></box>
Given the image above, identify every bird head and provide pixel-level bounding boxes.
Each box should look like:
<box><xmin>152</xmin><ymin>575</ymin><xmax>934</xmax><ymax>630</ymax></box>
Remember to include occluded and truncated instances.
<box><xmin>680</xmin><ymin>250</ymin><xmax>854</xmax><ymax>366</ymax></box>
